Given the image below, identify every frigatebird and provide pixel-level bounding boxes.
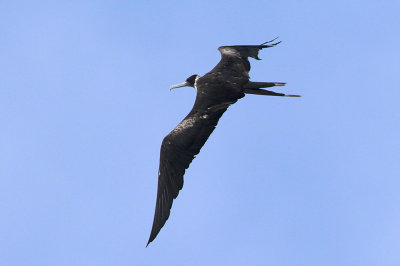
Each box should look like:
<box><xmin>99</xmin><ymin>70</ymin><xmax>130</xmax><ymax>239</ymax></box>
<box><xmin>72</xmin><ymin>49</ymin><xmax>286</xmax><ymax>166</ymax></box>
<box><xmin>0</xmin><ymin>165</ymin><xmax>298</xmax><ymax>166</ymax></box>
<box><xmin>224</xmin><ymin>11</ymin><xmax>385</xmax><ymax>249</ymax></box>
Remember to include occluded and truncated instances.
<box><xmin>147</xmin><ymin>38</ymin><xmax>300</xmax><ymax>246</ymax></box>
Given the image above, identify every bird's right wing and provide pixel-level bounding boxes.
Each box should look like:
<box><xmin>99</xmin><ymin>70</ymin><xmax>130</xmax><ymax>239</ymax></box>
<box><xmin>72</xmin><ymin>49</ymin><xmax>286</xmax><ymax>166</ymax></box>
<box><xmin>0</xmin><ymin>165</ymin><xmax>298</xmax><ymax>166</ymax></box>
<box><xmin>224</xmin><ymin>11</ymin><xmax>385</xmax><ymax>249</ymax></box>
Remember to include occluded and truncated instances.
<box><xmin>147</xmin><ymin>102</ymin><xmax>235</xmax><ymax>246</ymax></box>
<box><xmin>218</xmin><ymin>38</ymin><xmax>281</xmax><ymax>61</ymax></box>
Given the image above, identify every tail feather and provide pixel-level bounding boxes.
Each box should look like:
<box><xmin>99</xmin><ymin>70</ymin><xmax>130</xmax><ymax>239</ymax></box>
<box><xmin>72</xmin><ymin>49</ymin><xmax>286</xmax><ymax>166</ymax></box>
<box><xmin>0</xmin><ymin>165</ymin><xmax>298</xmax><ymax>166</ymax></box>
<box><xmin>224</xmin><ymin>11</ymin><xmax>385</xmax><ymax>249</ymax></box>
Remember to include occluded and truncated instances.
<box><xmin>243</xmin><ymin>82</ymin><xmax>286</xmax><ymax>89</ymax></box>
<box><xmin>244</xmin><ymin>88</ymin><xmax>301</xmax><ymax>97</ymax></box>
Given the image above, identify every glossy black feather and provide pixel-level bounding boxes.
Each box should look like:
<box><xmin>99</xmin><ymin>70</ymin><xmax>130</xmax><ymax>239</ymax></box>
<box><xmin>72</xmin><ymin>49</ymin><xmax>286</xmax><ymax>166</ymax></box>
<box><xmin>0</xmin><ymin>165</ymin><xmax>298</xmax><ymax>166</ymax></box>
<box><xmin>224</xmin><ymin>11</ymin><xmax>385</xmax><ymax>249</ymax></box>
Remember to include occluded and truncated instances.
<box><xmin>147</xmin><ymin>40</ymin><xmax>288</xmax><ymax>246</ymax></box>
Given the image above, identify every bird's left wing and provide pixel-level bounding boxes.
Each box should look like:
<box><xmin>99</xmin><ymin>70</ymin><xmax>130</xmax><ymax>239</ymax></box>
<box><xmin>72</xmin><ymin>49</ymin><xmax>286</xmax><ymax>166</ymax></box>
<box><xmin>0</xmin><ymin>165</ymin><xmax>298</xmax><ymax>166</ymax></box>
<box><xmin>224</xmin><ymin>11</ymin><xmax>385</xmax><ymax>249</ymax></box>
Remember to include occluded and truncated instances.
<box><xmin>147</xmin><ymin>102</ymin><xmax>235</xmax><ymax>246</ymax></box>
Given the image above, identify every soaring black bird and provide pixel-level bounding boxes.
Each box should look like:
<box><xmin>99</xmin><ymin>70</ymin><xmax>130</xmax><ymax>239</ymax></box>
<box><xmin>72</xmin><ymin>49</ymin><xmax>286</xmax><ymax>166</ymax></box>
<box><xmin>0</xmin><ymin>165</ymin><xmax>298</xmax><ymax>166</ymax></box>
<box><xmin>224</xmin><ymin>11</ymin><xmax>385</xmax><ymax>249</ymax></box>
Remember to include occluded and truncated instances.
<box><xmin>147</xmin><ymin>39</ymin><xmax>300</xmax><ymax>246</ymax></box>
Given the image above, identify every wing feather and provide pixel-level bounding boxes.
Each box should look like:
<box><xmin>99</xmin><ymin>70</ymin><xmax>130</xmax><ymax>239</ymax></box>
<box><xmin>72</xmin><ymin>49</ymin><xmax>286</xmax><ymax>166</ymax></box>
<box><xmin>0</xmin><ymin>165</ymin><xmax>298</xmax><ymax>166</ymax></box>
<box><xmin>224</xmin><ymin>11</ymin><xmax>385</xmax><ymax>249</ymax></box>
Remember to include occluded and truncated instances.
<box><xmin>147</xmin><ymin>104</ymin><xmax>233</xmax><ymax>246</ymax></box>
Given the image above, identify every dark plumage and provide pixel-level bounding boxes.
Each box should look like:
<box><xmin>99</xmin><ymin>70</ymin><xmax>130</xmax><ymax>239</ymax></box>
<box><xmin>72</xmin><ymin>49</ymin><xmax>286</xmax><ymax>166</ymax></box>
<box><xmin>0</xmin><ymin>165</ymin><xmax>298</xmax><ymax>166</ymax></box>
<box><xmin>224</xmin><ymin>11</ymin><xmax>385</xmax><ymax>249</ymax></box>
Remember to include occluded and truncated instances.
<box><xmin>147</xmin><ymin>39</ymin><xmax>300</xmax><ymax>246</ymax></box>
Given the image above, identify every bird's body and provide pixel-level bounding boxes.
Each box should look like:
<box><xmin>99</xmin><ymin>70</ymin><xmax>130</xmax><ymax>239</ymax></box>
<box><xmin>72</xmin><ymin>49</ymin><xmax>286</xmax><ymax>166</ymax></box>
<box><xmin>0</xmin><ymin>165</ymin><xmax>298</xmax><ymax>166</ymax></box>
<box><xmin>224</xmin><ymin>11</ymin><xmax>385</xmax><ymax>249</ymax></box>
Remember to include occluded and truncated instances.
<box><xmin>147</xmin><ymin>39</ymin><xmax>300</xmax><ymax>246</ymax></box>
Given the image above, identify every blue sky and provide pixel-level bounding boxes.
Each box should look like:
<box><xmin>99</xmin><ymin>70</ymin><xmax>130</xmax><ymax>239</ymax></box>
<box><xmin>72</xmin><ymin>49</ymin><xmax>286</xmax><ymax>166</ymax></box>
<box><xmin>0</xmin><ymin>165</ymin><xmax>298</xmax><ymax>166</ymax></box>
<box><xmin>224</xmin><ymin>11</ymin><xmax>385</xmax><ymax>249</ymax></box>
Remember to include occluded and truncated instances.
<box><xmin>1</xmin><ymin>1</ymin><xmax>400</xmax><ymax>265</ymax></box>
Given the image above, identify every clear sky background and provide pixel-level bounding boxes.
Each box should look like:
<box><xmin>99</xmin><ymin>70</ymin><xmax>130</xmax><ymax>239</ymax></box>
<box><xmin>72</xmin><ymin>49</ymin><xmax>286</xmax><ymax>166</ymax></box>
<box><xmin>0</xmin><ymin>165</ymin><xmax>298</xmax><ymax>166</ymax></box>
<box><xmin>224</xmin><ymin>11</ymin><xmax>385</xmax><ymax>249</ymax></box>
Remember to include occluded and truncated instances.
<box><xmin>1</xmin><ymin>1</ymin><xmax>400</xmax><ymax>265</ymax></box>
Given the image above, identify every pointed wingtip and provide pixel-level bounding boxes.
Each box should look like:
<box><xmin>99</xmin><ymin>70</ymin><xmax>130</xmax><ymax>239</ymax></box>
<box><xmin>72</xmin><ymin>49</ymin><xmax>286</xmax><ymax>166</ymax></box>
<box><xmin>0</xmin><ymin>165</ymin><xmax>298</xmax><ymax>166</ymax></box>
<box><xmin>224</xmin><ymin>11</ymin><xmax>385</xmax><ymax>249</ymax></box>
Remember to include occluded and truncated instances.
<box><xmin>146</xmin><ymin>237</ymin><xmax>153</xmax><ymax>247</ymax></box>
<box><xmin>146</xmin><ymin>233</ymin><xmax>156</xmax><ymax>247</ymax></box>
<box><xmin>285</xmin><ymin>94</ymin><xmax>301</xmax><ymax>97</ymax></box>
<box><xmin>261</xmin><ymin>37</ymin><xmax>280</xmax><ymax>45</ymax></box>
<box><xmin>260</xmin><ymin>37</ymin><xmax>281</xmax><ymax>48</ymax></box>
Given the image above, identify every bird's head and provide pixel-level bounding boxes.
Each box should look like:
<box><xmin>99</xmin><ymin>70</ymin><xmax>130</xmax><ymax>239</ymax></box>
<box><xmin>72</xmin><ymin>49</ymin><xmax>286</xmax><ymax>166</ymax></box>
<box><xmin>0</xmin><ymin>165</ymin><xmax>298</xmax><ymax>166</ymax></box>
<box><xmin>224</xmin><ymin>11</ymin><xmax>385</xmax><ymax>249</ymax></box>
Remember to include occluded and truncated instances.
<box><xmin>170</xmin><ymin>74</ymin><xmax>200</xmax><ymax>91</ymax></box>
